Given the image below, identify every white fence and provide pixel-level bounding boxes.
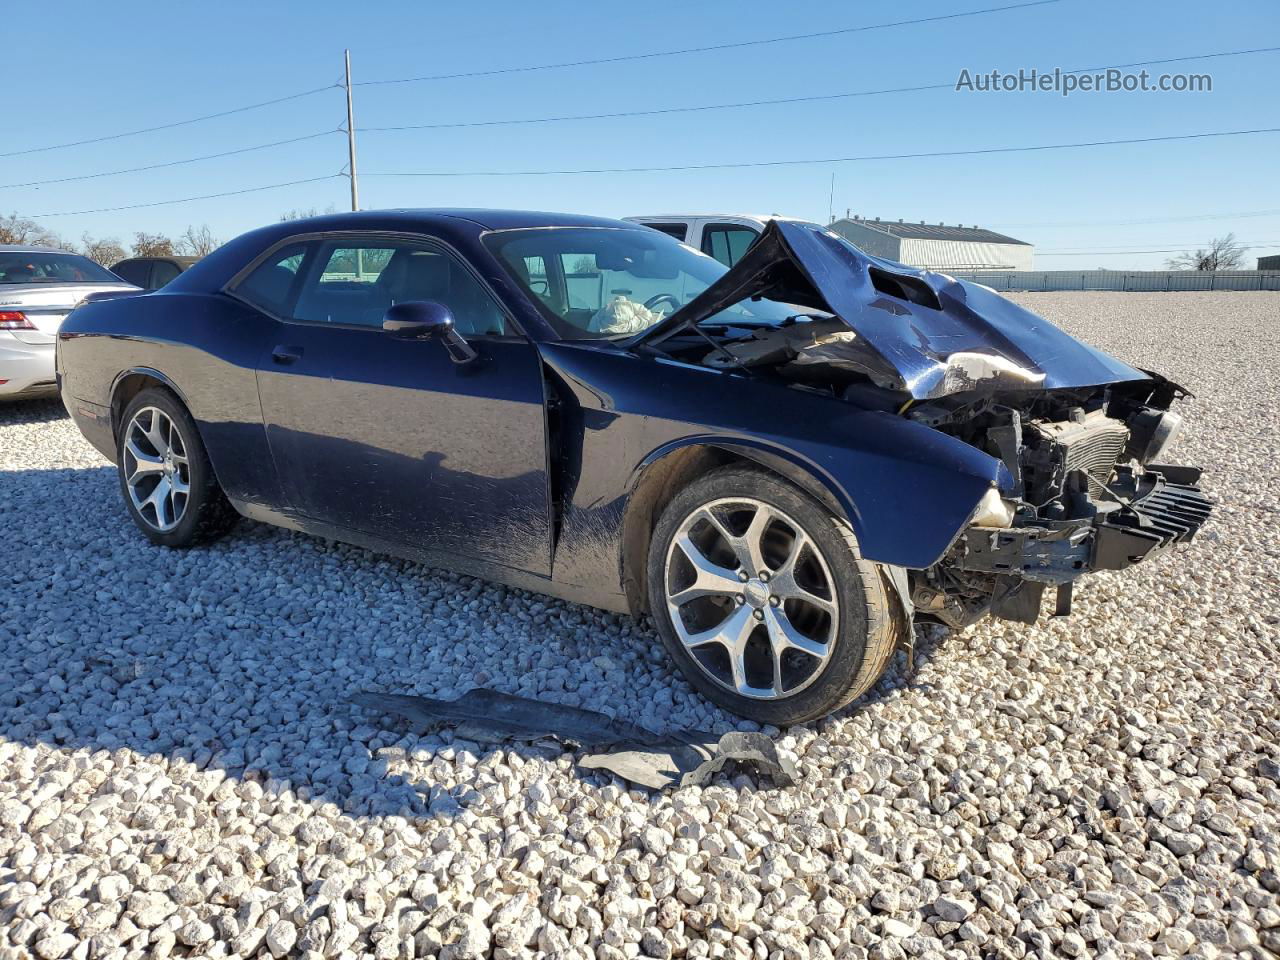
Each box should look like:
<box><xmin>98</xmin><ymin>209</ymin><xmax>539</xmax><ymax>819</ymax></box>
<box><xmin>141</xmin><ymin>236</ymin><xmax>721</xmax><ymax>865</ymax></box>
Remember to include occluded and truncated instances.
<box><xmin>949</xmin><ymin>270</ymin><xmax>1280</xmax><ymax>292</ymax></box>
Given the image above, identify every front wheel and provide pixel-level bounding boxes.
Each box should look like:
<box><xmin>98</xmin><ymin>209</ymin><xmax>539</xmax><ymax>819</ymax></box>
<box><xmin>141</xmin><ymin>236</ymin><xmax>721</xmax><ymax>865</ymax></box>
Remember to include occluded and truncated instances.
<box><xmin>647</xmin><ymin>466</ymin><xmax>900</xmax><ymax>725</ymax></box>
<box><xmin>116</xmin><ymin>387</ymin><xmax>236</xmax><ymax>547</ymax></box>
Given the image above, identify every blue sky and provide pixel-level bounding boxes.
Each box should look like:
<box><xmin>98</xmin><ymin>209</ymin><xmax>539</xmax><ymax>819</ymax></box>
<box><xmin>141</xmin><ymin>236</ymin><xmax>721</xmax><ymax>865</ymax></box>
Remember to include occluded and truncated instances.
<box><xmin>8</xmin><ymin>0</ymin><xmax>1278</xmax><ymax>268</ymax></box>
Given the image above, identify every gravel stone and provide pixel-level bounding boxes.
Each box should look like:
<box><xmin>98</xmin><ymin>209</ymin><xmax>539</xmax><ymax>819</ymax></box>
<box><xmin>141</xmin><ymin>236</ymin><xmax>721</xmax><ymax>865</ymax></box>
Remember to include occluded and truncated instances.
<box><xmin>2</xmin><ymin>292</ymin><xmax>1278</xmax><ymax>959</ymax></box>
<box><xmin>265</xmin><ymin>918</ymin><xmax>298</xmax><ymax>957</ymax></box>
<box><xmin>934</xmin><ymin>895</ymin><xmax>976</xmax><ymax>923</ymax></box>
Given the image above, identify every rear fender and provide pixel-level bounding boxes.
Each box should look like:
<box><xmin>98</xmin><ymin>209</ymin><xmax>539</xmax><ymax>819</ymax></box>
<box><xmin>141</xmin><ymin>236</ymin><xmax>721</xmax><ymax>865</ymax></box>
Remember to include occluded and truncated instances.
<box><xmin>109</xmin><ymin>366</ymin><xmax>192</xmax><ymax>440</ymax></box>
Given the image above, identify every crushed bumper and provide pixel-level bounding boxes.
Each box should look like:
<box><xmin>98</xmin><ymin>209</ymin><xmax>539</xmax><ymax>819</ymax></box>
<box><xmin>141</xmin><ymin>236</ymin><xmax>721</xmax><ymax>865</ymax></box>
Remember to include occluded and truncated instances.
<box><xmin>953</xmin><ymin>466</ymin><xmax>1212</xmax><ymax>583</ymax></box>
<box><xmin>946</xmin><ymin>465</ymin><xmax>1212</xmax><ymax>621</ymax></box>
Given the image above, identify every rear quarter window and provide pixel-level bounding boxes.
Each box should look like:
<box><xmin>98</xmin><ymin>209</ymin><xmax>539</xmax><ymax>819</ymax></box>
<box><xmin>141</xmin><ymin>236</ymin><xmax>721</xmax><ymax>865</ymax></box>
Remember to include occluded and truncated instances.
<box><xmin>231</xmin><ymin>243</ymin><xmax>311</xmax><ymax>316</ymax></box>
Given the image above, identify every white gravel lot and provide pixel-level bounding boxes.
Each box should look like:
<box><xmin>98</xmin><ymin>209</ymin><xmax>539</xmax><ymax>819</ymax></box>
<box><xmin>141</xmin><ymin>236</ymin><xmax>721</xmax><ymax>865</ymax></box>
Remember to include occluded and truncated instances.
<box><xmin>1</xmin><ymin>291</ymin><xmax>1278</xmax><ymax>960</ymax></box>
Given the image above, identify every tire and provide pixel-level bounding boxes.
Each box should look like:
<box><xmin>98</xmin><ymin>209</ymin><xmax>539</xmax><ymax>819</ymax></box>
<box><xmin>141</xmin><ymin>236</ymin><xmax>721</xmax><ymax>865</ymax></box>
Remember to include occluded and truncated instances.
<box><xmin>116</xmin><ymin>387</ymin><xmax>236</xmax><ymax>547</ymax></box>
<box><xmin>647</xmin><ymin>465</ymin><xmax>900</xmax><ymax>725</ymax></box>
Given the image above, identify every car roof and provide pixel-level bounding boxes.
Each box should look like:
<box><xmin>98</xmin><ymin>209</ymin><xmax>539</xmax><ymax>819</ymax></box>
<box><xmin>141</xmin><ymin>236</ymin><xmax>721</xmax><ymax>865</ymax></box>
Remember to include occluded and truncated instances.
<box><xmin>272</xmin><ymin>208</ymin><xmax>644</xmax><ymax>233</ymax></box>
<box><xmin>0</xmin><ymin>244</ymin><xmax>78</xmax><ymax>254</ymax></box>
<box><xmin>625</xmin><ymin>214</ymin><xmax>780</xmax><ymax>223</ymax></box>
<box><xmin>114</xmin><ymin>255</ymin><xmax>199</xmax><ymax>266</ymax></box>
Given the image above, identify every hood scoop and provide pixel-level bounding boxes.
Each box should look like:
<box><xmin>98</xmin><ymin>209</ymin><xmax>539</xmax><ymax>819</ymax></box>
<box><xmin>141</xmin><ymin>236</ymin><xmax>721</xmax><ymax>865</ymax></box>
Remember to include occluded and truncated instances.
<box><xmin>632</xmin><ymin>220</ymin><xmax>1148</xmax><ymax>400</ymax></box>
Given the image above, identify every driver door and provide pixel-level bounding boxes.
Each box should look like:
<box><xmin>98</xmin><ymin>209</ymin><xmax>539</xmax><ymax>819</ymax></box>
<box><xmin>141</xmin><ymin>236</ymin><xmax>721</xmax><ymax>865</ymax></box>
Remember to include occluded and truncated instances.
<box><xmin>244</xmin><ymin>234</ymin><xmax>554</xmax><ymax>576</ymax></box>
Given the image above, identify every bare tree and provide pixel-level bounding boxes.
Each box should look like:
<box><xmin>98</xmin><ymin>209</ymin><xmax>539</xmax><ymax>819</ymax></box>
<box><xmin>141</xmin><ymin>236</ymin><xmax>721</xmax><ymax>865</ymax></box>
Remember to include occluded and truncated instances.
<box><xmin>176</xmin><ymin>224</ymin><xmax>221</xmax><ymax>257</ymax></box>
<box><xmin>1165</xmin><ymin>233</ymin><xmax>1248</xmax><ymax>271</ymax></box>
<box><xmin>0</xmin><ymin>212</ymin><xmax>63</xmax><ymax>248</ymax></box>
<box><xmin>279</xmin><ymin>205</ymin><xmax>336</xmax><ymax>222</ymax></box>
<box><xmin>132</xmin><ymin>232</ymin><xmax>176</xmax><ymax>257</ymax></box>
<box><xmin>80</xmin><ymin>233</ymin><xmax>127</xmax><ymax>267</ymax></box>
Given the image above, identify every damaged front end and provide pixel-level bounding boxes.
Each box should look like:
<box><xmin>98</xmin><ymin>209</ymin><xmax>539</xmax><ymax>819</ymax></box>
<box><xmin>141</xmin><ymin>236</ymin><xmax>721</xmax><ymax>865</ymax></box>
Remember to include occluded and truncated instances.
<box><xmin>631</xmin><ymin>219</ymin><xmax>1212</xmax><ymax>628</ymax></box>
<box><xmin>907</xmin><ymin>374</ymin><xmax>1212</xmax><ymax>627</ymax></box>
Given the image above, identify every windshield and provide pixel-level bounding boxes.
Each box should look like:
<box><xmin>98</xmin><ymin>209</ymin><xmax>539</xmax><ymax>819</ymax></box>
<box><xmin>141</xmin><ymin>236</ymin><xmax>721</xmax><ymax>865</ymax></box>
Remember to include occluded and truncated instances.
<box><xmin>0</xmin><ymin>251</ymin><xmax>121</xmax><ymax>285</ymax></box>
<box><xmin>486</xmin><ymin>227</ymin><xmax>800</xmax><ymax>339</ymax></box>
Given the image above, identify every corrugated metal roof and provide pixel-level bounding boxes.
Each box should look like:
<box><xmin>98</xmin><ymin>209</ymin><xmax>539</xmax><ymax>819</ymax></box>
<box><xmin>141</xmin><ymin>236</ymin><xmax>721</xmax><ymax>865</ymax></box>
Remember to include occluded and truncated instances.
<box><xmin>831</xmin><ymin>218</ymin><xmax>1030</xmax><ymax>246</ymax></box>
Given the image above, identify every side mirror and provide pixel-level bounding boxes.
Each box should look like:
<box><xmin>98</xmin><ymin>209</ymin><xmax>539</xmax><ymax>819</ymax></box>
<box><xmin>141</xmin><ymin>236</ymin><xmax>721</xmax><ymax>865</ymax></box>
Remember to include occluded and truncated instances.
<box><xmin>382</xmin><ymin>300</ymin><xmax>477</xmax><ymax>364</ymax></box>
<box><xmin>383</xmin><ymin>300</ymin><xmax>454</xmax><ymax>339</ymax></box>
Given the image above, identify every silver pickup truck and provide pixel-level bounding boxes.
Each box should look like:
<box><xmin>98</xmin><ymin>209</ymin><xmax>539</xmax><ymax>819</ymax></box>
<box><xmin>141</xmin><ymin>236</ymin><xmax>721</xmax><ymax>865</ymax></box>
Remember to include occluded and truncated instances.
<box><xmin>624</xmin><ymin>214</ymin><xmax>775</xmax><ymax>268</ymax></box>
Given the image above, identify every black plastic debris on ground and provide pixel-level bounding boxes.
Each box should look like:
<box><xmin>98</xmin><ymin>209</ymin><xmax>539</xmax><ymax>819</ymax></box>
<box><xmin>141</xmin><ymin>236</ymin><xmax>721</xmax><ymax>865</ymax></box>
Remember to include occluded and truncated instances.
<box><xmin>352</xmin><ymin>689</ymin><xmax>797</xmax><ymax>791</ymax></box>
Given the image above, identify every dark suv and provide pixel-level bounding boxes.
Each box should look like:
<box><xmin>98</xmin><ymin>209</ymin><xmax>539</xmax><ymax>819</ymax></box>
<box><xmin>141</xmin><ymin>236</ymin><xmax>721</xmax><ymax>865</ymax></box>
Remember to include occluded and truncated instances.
<box><xmin>110</xmin><ymin>256</ymin><xmax>198</xmax><ymax>291</ymax></box>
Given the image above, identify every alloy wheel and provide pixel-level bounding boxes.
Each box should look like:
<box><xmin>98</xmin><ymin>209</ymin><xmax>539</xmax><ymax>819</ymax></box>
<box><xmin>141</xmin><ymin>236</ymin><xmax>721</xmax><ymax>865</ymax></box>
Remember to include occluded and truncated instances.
<box><xmin>122</xmin><ymin>406</ymin><xmax>191</xmax><ymax>533</ymax></box>
<box><xmin>664</xmin><ymin>497</ymin><xmax>838</xmax><ymax>700</ymax></box>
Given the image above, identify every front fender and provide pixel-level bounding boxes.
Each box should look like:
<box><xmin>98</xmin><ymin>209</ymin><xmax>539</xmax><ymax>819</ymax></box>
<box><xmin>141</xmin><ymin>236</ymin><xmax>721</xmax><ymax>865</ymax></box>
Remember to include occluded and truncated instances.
<box><xmin>540</xmin><ymin>343</ymin><xmax>1004</xmax><ymax>578</ymax></box>
<box><xmin>635</xmin><ymin>417</ymin><xmax>1000</xmax><ymax>570</ymax></box>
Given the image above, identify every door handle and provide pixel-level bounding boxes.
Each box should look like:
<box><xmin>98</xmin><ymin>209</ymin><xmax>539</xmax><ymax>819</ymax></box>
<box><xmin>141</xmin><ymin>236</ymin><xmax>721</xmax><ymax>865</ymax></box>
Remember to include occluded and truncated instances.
<box><xmin>271</xmin><ymin>344</ymin><xmax>304</xmax><ymax>364</ymax></box>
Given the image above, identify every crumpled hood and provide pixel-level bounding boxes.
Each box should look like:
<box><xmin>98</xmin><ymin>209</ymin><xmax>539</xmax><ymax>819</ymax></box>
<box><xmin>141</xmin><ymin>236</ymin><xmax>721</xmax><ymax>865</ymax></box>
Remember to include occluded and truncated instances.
<box><xmin>633</xmin><ymin>220</ymin><xmax>1149</xmax><ymax>400</ymax></box>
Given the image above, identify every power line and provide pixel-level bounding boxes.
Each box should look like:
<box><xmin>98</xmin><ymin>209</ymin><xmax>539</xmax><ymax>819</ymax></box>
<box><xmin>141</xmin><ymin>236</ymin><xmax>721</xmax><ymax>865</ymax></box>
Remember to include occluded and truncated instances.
<box><xmin>356</xmin><ymin>1</ymin><xmax>1062</xmax><ymax>86</ymax></box>
<box><xmin>13</xmin><ymin>44</ymin><xmax>1270</xmax><ymax>196</ymax></box>
<box><xmin>360</xmin><ymin>46</ymin><xmax>1280</xmax><ymax>133</ymax></box>
<box><xmin>362</xmin><ymin>82</ymin><xmax>948</xmax><ymax>132</ymax></box>
<box><xmin>1040</xmin><ymin>244</ymin><xmax>1280</xmax><ymax>256</ymax></box>
<box><xmin>1041</xmin><ymin>238</ymin><xmax>1280</xmax><ymax>252</ymax></box>
<box><xmin>1003</xmin><ymin>208</ymin><xmax>1280</xmax><ymax>227</ymax></box>
<box><xmin>26</xmin><ymin>175</ymin><xmax>343</xmax><ymax>219</ymax></box>
<box><xmin>364</xmin><ymin>126</ymin><xmax>1280</xmax><ymax>178</ymax></box>
<box><xmin>0</xmin><ymin>131</ymin><xmax>341</xmax><ymax>190</ymax></box>
<box><xmin>0</xmin><ymin>84</ymin><xmax>339</xmax><ymax>160</ymax></box>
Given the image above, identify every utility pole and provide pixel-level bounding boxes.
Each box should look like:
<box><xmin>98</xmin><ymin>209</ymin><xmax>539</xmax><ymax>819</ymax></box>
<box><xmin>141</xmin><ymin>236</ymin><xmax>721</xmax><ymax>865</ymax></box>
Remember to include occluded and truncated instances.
<box><xmin>827</xmin><ymin>172</ymin><xmax>835</xmax><ymax>225</ymax></box>
<box><xmin>344</xmin><ymin>49</ymin><xmax>360</xmax><ymax>212</ymax></box>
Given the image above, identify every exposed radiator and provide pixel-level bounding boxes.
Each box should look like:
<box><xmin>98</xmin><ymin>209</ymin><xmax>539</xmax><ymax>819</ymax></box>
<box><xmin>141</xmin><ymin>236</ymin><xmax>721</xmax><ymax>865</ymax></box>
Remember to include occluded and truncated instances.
<box><xmin>1035</xmin><ymin>411</ymin><xmax>1130</xmax><ymax>497</ymax></box>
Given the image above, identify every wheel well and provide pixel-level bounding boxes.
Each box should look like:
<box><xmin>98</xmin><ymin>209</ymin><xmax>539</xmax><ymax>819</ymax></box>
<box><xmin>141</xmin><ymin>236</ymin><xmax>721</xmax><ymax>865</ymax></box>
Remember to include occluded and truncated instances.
<box><xmin>110</xmin><ymin>373</ymin><xmax>172</xmax><ymax>441</ymax></box>
<box><xmin>620</xmin><ymin>443</ymin><xmax>850</xmax><ymax>616</ymax></box>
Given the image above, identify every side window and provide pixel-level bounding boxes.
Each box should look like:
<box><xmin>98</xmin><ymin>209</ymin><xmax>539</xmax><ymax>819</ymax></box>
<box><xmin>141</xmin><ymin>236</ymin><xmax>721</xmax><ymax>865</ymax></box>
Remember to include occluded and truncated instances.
<box><xmin>151</xmin><ymin>260</ymin><xmax>181</xmax><ymax>288</ymax></box>
<box><xmin>317</xmin><ymin>246</ymin><xmax>396</xmax><ymax>286</ymax></box>
<box><xmin>645</xmin><ymin>222</ymin><xmax>688</xmax><ymax>241</ymax></box>
<box><xmin>293</xmin><ymin>239</ymin><xmax>507</xmax><ymax>335</ymax></box>
<box><xmin>112</xmin><ymin>260</ymin><xmax>150</xmax><ymax>287</ymax></box>
<box><xmin>701</xmin><ymin>225</ymin><xmax>759</xmax><ymax>267</ymax></box>
<box><xmin>233</xmin><ymin>242</ymin><xmax>310</xmax><ymax>316</ymax></box>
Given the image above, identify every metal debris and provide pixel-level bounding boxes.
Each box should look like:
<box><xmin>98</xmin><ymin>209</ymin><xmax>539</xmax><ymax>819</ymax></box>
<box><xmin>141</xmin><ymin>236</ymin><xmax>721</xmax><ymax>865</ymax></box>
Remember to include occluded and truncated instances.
<box><xmin>579</xmin><ymin>730</ymin><xmax>798</xmax><ymax>790</ymax></box>
<box><xmin>354</xmin><ymin>689</ymin><xmax>797</xmax><ymax>791</ymax></box>
<box><xmin>351</xmin><ymin>689</ymin><xmax>654</xmax><ymax>745</ymax></box>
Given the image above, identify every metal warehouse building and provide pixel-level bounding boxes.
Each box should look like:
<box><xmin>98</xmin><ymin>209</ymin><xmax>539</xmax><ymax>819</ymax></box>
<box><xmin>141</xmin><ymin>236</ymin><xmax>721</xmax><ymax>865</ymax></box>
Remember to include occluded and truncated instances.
<box><xmin>1258</xmin><ymin>254</ymin><xmax>1280</xmax><ymax>270</ymax></box>
<box><xmin>828</xmin><ymin>216</ymin><xmax>1035</xmax><ymax>271</ymax></box>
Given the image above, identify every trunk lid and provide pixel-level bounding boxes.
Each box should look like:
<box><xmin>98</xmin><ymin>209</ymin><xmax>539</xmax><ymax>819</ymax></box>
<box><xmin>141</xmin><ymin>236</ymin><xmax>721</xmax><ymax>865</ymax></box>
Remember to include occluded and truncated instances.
<box><xmin>0</xmin><ymin>282</ymin><xmax>137</xmax><ymax>344</ymax></box>
<box><xmin>630</xmin><ymin>220</ymin><xmax>1148</xmax><ymax>400</ymax></box>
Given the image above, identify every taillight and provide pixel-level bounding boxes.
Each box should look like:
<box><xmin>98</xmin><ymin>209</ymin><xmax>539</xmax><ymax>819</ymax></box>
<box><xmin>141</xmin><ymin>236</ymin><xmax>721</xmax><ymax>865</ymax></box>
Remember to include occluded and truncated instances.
<box><xmin>0</xmin><ymin>311</ymin><xmax>35</xmax><ymax>330</ymax></box>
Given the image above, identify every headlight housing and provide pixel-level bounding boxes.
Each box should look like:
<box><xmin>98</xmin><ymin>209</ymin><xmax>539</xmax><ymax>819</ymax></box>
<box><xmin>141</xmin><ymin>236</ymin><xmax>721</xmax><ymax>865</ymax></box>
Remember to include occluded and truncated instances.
<box><xmin>1125</xmin><ymin>408</ymin><xmax>1183</xmax><ymax>465</ymax></box>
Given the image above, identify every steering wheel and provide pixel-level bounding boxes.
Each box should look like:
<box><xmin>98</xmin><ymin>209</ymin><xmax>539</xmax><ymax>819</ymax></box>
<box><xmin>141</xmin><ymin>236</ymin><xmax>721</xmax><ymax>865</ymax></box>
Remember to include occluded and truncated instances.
<box><xmin>644</xmin><ymin>293</ymin><xmax>682</xmax><ymax>316</ymax></box>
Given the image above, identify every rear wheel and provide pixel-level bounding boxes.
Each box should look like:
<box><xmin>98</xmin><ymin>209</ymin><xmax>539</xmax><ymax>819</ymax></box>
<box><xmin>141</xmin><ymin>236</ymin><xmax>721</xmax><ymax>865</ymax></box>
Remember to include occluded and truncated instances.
<box><xmin>648</xmin><ymin>466</ymin><xmax>900</xmax><ymax>724</ymax></box>
<box><xmin>116</xmin><ymin>387</ymin><xmax>236</xmax><ymax>547</ymax></box>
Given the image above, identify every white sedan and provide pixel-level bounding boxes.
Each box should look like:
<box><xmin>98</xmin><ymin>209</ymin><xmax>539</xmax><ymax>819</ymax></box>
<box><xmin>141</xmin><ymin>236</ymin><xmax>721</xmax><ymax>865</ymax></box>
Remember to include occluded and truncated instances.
<box><xmin>0</xmin><ymin>246</ymin><xmax>137</xmax><ymax>400</ymax></box>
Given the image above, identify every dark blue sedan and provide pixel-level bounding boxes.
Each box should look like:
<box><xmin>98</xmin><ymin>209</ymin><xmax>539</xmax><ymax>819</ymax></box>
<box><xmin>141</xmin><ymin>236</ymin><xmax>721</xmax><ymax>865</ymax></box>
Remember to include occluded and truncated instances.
<box><xmin>57</xmin><ymin>209</ymin><xmax>1210</xmax><ymax>722</ymax></box>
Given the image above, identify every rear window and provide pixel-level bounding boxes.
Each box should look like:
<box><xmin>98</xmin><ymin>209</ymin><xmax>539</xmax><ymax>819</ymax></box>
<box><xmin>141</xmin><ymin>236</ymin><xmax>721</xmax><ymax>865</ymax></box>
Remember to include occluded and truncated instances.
<box><xmin>110</xmin><ymin>260</ymin><xmax>151</xmax><ymax>287</ymax></box>
<box><xmin>151</xmin><ymin>260</ymin><xmax>183</xmax><ymax>288</ymax></box>
<box><xmin>642</xmin><ymin>222</ymin><xmax>689</xmax><ymax>241</ymax></box>
<box><xmin>0</xmin><ymin>251</ymin><xmax>119</xmax><ymax>284</ymax></box>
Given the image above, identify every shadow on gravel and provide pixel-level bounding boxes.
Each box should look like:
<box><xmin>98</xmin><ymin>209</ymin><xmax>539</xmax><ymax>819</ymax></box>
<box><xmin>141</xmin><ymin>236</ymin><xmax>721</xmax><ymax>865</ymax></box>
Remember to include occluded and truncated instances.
<box><xmin>0</xmin><ymin>397</ymin><xmax>68</xmax><ymax>425</ymax></box>
<box><xmin>1</xmin><ymin>463</ymin><xmax>939</xmax><ymax>821</ymax></box>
